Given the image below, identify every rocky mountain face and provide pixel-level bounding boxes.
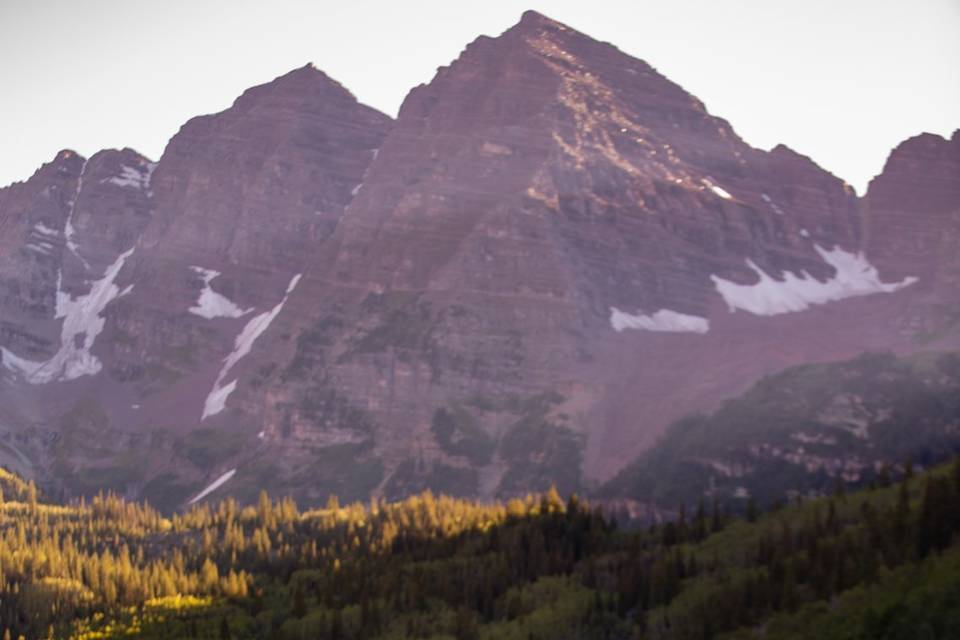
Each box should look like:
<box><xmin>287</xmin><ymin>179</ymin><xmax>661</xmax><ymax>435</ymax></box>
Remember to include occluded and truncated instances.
<box><xmin>0</xmin><ymin>66</ymin><xmax>391</xmax><ymax>505</ymax></box>
<box><xmin>864</xmin><ymin>131</ymin><xmax>960</xmax><ymax>342</ymax></box>
<box><xmin>98</xmin><ymin>64</ymin><xmax>389</xmax><ymax>406</ymax></box>
<box><xmin>0</xmin><ymin>148</ymin><xmax>153</xmax><ymax>375</ymax></box>
<box><xmin>1</xmin><ymin>11</ymin><xmax>957</xmax><ymax>510</ymax></box>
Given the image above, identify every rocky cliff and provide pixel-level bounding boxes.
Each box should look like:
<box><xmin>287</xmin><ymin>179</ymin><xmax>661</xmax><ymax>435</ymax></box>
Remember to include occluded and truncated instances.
<box><xmin>864</xmin><ymin>131</ymin><xmax>960</xmax><ymax>344</ymax></box>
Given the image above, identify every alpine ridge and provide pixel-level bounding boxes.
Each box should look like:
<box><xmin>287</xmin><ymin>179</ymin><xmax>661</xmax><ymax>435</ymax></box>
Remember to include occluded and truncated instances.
<box><xmin>1</xmin><ymin>11</ymin><xmax>957</xmax><ymax>510</ymax></box>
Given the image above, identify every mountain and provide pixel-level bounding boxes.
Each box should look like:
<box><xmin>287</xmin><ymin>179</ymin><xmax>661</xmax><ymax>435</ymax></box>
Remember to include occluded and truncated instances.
<box><xmin>601</xmin><ymin>350</ymin><xmax>960</xmax><ymax>518</ymax></box>
<box><xmin>0</xmin><ymin>65</ymin><xmax>391</xmax><ymax>506</ymax></box>
<box><xmin>1</xmin><ymin>11</ymin><xmax>957</xmax><ymax>510</ymax></box>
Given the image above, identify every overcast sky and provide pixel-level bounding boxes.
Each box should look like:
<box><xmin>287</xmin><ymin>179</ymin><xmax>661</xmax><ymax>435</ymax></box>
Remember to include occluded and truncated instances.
<box><xmin>1</xmin><ymin>0</ymin><xmax>957</xmax><ymax>193</ymax></box>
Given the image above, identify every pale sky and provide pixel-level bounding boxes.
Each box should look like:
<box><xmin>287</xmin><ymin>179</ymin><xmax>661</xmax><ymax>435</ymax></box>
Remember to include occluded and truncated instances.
<box><xmin>1</xmin><ymin>0</ymin><xmax>957</xmax><ymax>193</ymax></box>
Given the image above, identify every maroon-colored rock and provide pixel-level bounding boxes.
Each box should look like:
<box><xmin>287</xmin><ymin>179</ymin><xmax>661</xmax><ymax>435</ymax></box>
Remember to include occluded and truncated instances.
<box><xmin>865</xmin><ymin>131</ymin><xmax>960</xmax><ymax>285</ymax></box>
<box><xmin>102</xmin><ymin>64</ymin><xmax>390</xmax><ymax>386</ymax></box>
<box><xmin>0</xmin><ymin>147</ymin><xmax>153</xmax><ymax>372</ymax></box>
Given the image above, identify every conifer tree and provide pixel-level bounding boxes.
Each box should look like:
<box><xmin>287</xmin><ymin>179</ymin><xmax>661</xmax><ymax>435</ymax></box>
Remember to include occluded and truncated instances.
<box><xmin>292</xmin><ymin>585</ymin><xmax>307</xmax><ymax>618</ymax></box>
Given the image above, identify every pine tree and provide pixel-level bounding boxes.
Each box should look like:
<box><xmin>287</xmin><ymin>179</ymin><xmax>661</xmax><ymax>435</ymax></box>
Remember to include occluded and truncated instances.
<box><xmin>292</xmin><ymin>585</ymin><xmax>307</xmax><ymax>618</ymax></box>
<box><xmin>258</xmin><ymin>489</ymin><xmax>273</xmax><ymax>527</ymax></box>
<box><xmin>826</xmin><ymin>500</ymin><xmax>838</xmax><ymax>535</ymax></box>
<box><xmin>201</xmin><ymin>558</ymin><xmax>220</xmax><ymax>592</ymax></box>
<box><xmin>833</xmin><ymin>477</ymin><xmax>846</xmax><ymax>500</ymax></box>
<box><xmin>455</xmin><ymin>606</ymin><xmax>479</xmax><ymax>640</ymax></box>
<box><xmin>746</xmin><ymin>497</ymin><xmax>757</xmax><ymax>523</ymax></box>
<box><xmin>694</xmin><ymin>498</ymin><xmax>706</xmax><ymax>541</ymax></box>
<box><xmin>326</xmin><ymin>494</ymin><xmax>341</xmax><ymax>511</ymax></box>
<box><xmin>893</xmin><ymin>475</ymin><xmax>911</xmax><ymax>558</ymax></box>
<box><xmin>331</xmin><ymin>607</ymin><xmax>343</xmax><ymax>640</ymax></box>
<box><xmin>26</xmin><ymin>481</ymin><xmax>37</xmax><ymax>513</ymax></box>
<box><xmin>877</xmin><ymin>464</ymin><xmax>892</xmax><ymax>488</ymax></box>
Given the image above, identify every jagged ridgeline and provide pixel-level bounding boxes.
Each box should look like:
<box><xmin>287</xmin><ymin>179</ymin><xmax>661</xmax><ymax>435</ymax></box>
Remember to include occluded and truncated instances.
<box><xmin>602</xmin><ymin>351</ymin><xmax>960</xmax><ymax>514</ymax></box>
<box><xmin>1</xmin><ymin>460</ymin><xmax>960</xmax><ymax>638</ymax></box>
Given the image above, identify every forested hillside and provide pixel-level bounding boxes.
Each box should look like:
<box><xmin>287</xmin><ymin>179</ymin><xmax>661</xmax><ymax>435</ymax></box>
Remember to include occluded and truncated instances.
<box><xmin>1</xmin><ymin>457</ymin><xmax>960</xmax><ymax>639</ymax></box>
<box><xmin>603</xmin><ymin>351</ymin><xmax>960</xmax><ymax>514</ymax></box>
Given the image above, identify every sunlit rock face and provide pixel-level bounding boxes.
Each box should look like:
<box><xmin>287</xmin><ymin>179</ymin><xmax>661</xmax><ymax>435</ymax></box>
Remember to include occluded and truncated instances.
<box><xmin>0</xmin><ymin>12</ymin><xmax>956</xmax><ymax>510</ymax></box>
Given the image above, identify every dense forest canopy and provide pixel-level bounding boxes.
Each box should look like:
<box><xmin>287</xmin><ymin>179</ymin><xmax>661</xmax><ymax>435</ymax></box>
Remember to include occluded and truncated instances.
<box><xmin>1</xmin><ymin>457</ymin><xmax>960</xmax><ymax>639</ymax></box>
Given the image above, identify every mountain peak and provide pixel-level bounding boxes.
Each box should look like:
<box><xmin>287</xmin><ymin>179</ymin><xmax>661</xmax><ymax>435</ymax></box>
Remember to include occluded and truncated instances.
<box><xmin>45</xmin><ymin>148</ymin><xmax>86</xmax><ymax>177</ymax></box>
<box><xmin>54</xmin><ymin>149</ymin><xmax>83</xmax><ymax>162</ymax></box>
<box><xmin>516</xmin><ymin>9</ymin><xmax>569</xmax><ymax>30</ymax></box>
<box><xmin>868</xmin><ymin>129</ymin><xmax>960</xmax><ymax>194</ymax></box>
<box><xmin>284</xmin><ymin>61</ymin><xmax>328</xmax><ymax>80</ymax></box>
<box><xmin>229</xmin><ymin>63</ymin><xmax>365</xmax><ymax>114</ymax></box>
<box><xmin>507</xmin><ymin>9</ymin><xmax>595</xmax><ymax>45</ymax></box>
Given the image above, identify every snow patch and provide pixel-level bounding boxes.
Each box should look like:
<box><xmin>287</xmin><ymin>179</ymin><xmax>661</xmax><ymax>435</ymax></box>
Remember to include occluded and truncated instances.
<box><xmin>703</xmin><ymin>178</ymin><xmax>732</xmax><ymax>200</ymax></box>
<box><xmin>26</xmin><ymin>243</ymin><xmax>53</xmax><ymax>255</ymax></box>
<box><xmin>201</xmin><ymin>273</ymin><xmax>302</xmax><ymax>420</ymax></box>
<box><xmin>1</xmin><ymin>347</ymin><xmax>45</xmax><ymax>377</ymax></box>
<box><xmin>2</xmin><ymin>247</ymin><xmax>136</xmax><ymax>383</ymax></box>
<box><xmin>106</xmin><ymin>163</ymin><xmax>157</xmax><ymax>190</ymax></box>
<box><xmin>285</xmin><ymin>274</ymin><xmax>302</xmax><ymax>294</ymax></box>
<box><xmin>799</xmin><ymin>229</ymin><xmax>810</xmax><ymax>238</ymax></box>
<box><xmin>350</xmin><ymin>183</ymin><xmax>363</xmax><ymax>196</ymax></box>
<box><xmin>188</xmin><ymin>468</ymin><xmax>236</xmax><ymax>505</ymax></box>
<box><xmin>711</xmin><ymin>245</ymin><xmax>917</xmax><ymax>316</ymax></box>
<box><xmin>33</xmin><ymin>222</ymin><xmax>59</xmax><ymax>237</ymax></box>
<box><xmin>610</xmin><ymin>307</ymin><xmax>709</xmax><ymax>334</ymax></box>
<box><xmin>188</xmin><ymin>266</ymin><xmax>251</xmax><ymax>319</ymax></box>
<box><xmin>202</xmin><ymin>379</ymin><xmax>237</xmax><ymax>420</ymax></box>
